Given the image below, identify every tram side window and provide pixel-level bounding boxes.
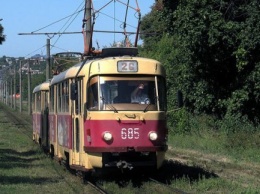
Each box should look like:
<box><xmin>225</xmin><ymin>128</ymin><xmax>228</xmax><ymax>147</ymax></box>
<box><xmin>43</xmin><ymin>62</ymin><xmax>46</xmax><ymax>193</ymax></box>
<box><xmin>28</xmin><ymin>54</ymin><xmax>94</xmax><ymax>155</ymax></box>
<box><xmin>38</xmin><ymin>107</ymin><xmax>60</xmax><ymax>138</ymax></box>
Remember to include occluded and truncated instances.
<box><xmin>63</xmin><ymin>81</ymin><xmax>69</xmax><ymax>113</ymax></box>
<box><xmin>36</xmin><ymin>92</ymin><xmax>41</xmax><ymax>112</ymax></box>
<box><xmin>61</xmin><ymin>83</ymin><xmax>64</xmax><ymax>112</ymax></box>
<box><xmin>146</xmin><ymin>81</ymin><xmax>156</xmax><ymax>105</ymax></box>
<box><xmin>57</xmin><ymin>84</ymin><xmax>62</xmax><ymax>112</ymax></box>
<box><xmin>75</xmin><ymin>80</ymin><xmax>82</xmax><ymax>114</ymax></box>
<box><xmin>56</xmin><ymin>81</ymin><xmax>69</xmax><ymax>113</ymax></box>
<box><xmin>157</xmin><ymin>77</ymin><xmax>167</xmax><ymax>111</ymax></box>
<box><xmin>87</xmin><ymin>82</ymin><xmax>98</xmax><ymax>110</ymax></box>
<box><xmin>44</xmin><ymin>91</ymin><xmax>49</xmax><ymax>109</ymax></box>
<box><xmin>49</xmin><ymin>87</ymin><xmax>54</xmax><ymax>112</ymax></box>
<box><xmin>32</xmin><ymin>94</ymin><xmax>35</xmax><ymax>112</ymax></box>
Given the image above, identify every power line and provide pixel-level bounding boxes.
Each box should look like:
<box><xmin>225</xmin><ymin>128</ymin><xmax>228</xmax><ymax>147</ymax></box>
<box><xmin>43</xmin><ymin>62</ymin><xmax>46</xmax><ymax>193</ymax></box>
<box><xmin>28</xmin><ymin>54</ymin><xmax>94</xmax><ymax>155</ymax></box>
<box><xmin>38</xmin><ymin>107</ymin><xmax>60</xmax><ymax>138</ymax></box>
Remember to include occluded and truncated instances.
<box><xmin>31</xmin><ymin>8</ymin><xmax>84</xmax><ymax>33</ymax></box>
<box><xmin>24</xmin><ymin>45</ymin><xmax>46</xmax><ymax>58</ymax></box>
<box><xmin>51</xmin><ymin>1</ymin><xmax>85</xmax><ymax>49</ymax></box>
<box><xmin>50</xmin><ymin>45</ymin><xmax>71</xmax><ymax>52</ymax></box>
<box><xmin>18</xmin><ymin>0</ymin><xmax>146</xmax><ymax>58</ymax></box>
<box><xmin>98</xmin><ymin>9</ymin><xmax>136</xmax><ymax>29</ymax></box>
<box><xmin>19</xmin><ymin>30</ymin><xmax>155</xmax><ymax>36</ymax></box>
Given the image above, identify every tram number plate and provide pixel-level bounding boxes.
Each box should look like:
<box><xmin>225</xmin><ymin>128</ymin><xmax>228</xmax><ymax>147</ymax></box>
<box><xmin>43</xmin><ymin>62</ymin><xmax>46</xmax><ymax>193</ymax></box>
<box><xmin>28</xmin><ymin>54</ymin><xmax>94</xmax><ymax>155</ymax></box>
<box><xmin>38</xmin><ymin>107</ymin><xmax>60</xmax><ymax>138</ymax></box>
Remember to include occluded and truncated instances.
<box><xmin>117</xmin><ymin>61</ymin><xmax>138</xmax><ymax>72</ymax></box>
<box><xmin>121</xmin><ymin>128</ymin><xmax>139</xmax><ymax>139</ymax></box>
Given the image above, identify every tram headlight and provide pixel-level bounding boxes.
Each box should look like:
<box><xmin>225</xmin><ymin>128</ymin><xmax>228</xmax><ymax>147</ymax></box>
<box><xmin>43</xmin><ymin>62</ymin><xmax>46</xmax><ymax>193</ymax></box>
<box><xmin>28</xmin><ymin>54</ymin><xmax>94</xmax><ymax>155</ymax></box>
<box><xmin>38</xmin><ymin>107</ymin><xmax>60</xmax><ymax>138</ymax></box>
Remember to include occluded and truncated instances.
<box><xmin>149</xmin><ymin>131</ymin><xmax>158</xmax><ymax>141</ymax></box>
<box><xmin>103</xmin><ymin>131</ymin><xmax>113</xmax><ymax>141</ymax></box>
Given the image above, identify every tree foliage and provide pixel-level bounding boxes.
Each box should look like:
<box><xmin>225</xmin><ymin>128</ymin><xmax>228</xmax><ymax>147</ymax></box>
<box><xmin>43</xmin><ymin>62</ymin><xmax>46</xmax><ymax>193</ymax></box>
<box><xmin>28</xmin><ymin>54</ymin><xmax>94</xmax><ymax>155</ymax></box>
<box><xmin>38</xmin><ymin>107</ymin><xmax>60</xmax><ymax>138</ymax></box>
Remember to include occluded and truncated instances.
<box><xmin>0</xmin><ymin>24</ymin><xmax>5</xmax><ymax>45</ymax></box>
<box><xmin>140</xmin><ymin>0</ymin><xmax>260</xmax><ymax>122</ymax></box>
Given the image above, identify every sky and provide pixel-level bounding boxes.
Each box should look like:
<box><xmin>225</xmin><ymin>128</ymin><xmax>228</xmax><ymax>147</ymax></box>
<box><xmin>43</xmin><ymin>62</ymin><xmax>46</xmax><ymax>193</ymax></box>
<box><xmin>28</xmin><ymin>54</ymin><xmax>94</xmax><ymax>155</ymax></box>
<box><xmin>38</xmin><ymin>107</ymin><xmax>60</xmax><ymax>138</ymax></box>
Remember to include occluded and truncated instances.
<box><xmin>0</xmin><ymin>0</ymin><xmax>155</xmax><ymax>58</ymax></box>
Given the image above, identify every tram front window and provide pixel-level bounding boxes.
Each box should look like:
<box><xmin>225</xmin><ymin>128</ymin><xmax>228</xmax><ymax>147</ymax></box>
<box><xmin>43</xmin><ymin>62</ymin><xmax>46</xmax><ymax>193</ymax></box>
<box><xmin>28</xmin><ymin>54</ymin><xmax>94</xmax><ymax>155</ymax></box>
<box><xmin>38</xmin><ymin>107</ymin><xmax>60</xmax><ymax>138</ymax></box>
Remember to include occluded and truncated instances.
<box><xmin>87</xmin><ymin>76</ymin><xmax>166</xmax><ymax>111</ymax></box>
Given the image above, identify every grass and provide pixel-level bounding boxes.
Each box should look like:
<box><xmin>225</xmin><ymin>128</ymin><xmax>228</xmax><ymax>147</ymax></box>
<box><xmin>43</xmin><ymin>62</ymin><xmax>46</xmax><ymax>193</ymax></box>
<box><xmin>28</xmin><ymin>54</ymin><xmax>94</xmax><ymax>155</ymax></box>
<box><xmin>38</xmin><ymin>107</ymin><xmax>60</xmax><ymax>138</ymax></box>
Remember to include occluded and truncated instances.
<box><xmin>168</xmin><ymin>123</ymin><xmax>260</xmax><ymax>163</ymax></box>
<box><xmin>0</xmin><ymin>109</ymin><xmax>97</xmax><ymax>194</ymax></box>
<box><xmin>167</xmin><ymin>112</ymin><xmax>260</xmax><ymax>193</ymax></box>
<box><xmin>168</xmin><ymin>110</ymin><xmax>260</xmax><ymax>162</ymax></box>
<box><xmin>1</xmin><ymin>103</ymin><xmax>259</xmax><ymax>193</ymax></box>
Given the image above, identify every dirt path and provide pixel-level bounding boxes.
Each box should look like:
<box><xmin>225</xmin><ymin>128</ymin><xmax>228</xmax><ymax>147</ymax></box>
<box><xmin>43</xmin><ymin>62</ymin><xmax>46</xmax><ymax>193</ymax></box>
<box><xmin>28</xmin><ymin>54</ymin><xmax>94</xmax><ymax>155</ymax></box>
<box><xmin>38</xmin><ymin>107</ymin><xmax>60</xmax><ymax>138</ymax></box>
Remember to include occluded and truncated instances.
<box><xmin>167</xmin><ymin>146</ymin><xmax>260</xmax><ymax>188</ymax></box>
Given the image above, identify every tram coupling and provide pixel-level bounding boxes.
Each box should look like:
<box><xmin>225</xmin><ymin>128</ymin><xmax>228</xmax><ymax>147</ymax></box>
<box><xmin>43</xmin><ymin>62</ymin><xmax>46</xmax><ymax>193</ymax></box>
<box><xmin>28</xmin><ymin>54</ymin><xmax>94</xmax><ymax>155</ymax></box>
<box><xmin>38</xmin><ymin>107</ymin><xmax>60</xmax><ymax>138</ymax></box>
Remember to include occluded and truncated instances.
<box><xmin>116</xmin><ymin>160</ymin><xmax>133</xmax><ymax>170</ymax></box>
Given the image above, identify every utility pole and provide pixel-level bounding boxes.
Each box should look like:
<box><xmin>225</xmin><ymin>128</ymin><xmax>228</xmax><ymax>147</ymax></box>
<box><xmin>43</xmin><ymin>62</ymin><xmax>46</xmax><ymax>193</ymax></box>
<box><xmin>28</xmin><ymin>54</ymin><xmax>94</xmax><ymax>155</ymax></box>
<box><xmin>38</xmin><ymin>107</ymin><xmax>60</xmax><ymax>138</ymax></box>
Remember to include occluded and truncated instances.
<box><xmin>6</xmin><ymin>78</ymin><xmax>10</xmax><ymax>105</ymax></box>
<box><xmin>13</xmin><ymin>63</ymin><xmax>16</xmax><ymax>109</ymax></box>
<box><xmin>46</xmin><ymin>38</ymin><xmax>51</xmax><ymax>80</ymax></box>
<box><xmin>5</xmin><ymin>80</ymin><xmax>7</xmax><ymax>105</ymax></box>
<box><xmin>17</xmin><ymin>34</ymin><xmax>52</xmax><ymax>81</ymax></box>
<box><xmin>84</xmin><ymin>0</ymin><xmax>92</xmax><ymax>55</ymax></box>
<box><xmin>19</xmin><ymin>60</ymin><xmax>22</xmax><ymax>112</ymax></box>
<box><xmin>28</xmin><ymin>60</ymin><xmax>32</xmax><ymax>115</ymax></box>
<box><xmin>4</xmin><ymin>67</ymin><xmax>10</xmax><ymax>105</ymax></box>
<box><xmin>10</xmin><ymin>78</ymin><xmax>13</xmax><ymax>108</ymax></box>
<box><xmin>0</xmin><ymin>80</ymin><xmax>1</xmax><ymax>102</ymax></box>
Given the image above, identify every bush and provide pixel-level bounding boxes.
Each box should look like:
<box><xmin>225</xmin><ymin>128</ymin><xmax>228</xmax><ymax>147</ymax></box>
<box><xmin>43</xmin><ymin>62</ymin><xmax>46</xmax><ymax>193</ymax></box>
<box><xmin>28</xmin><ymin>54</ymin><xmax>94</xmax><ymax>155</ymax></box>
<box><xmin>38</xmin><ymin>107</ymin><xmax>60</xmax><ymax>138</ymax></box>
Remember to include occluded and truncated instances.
<box><xmin>217</xmin><ymin>113</ymin><xmax>257</xmax><ymax>134</ymax></box>
<box><xmin>167</xmin><ymin>108</ymin><xmax>191</xmax><ymax>135</ymax></box>
<box><xmin>216</xmin><ymin>113</ymin><xmax>260</xmax><ymax>150</ymax></box>
<box><xmin>168</xmin><ymin>109</ymin><xmax>218</xmax><ymax>136</ymax></box>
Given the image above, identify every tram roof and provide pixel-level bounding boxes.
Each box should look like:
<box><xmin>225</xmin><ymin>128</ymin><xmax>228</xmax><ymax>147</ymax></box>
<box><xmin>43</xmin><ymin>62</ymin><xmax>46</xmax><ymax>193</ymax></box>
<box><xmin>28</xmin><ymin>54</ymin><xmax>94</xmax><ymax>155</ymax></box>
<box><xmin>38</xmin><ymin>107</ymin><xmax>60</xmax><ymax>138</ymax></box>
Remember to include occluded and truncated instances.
<box><xmin>33</xmin><ymin>80</ymin><xmax>51</xmax><ymax>93</ymax></box>
<box><xmin>50</xmin><ymin>55</ymin><xmax>164</xmax><ymax>85</ymax></box>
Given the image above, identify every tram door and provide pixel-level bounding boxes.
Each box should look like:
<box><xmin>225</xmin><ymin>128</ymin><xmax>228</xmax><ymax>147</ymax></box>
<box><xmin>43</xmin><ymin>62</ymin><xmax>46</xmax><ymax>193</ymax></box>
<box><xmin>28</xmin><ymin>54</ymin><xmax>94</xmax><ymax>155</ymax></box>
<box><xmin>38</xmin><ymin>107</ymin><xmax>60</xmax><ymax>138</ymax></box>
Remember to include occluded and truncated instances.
<box><xmin>41</xmin><ymin>91</ymin><xmax>49</xmax><ymax>149</ymax></box>
<box><xmin>71</xmin><ymin>79</ymin><xmax>82</xmax><ymax>165</ymax></box>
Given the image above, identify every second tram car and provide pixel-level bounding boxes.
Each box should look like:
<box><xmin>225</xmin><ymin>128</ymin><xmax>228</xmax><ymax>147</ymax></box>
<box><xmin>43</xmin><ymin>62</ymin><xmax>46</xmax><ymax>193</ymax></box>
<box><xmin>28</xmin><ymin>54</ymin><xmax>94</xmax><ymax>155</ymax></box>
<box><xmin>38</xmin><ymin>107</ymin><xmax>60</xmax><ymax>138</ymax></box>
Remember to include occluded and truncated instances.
<box><xmin>32</xmin><ymin>48</ymin><xmax>168</xmax><ymax>172</ymax></box>
<box><xmin>32</xmin><ymin>80</ymin><xmax>50</xmax><ymax>148</ymax></box>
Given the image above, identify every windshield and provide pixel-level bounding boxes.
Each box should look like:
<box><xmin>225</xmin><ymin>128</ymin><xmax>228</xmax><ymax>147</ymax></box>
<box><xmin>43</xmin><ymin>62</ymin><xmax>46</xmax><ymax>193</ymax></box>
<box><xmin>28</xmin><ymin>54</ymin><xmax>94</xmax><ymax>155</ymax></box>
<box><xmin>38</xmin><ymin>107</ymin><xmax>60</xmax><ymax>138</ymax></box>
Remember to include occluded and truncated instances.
<box><xmin>87</xmin><ymin>76</ymin><xmax>166</xmax><ymax>111</ymax></box>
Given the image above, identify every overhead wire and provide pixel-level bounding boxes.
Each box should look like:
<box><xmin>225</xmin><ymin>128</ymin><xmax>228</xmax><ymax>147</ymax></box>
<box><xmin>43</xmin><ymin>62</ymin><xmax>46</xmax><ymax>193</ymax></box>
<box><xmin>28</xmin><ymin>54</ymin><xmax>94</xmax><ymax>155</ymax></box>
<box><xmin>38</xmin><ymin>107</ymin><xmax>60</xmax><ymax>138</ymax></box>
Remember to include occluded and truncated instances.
<box><xmin>82</xmin><ymin>0</ymin><xmax>114</xmax><ymax>54</ymax></box>
<box><xmin>88</xmin><ymin>0</ymin><xmax>140</xmax><ymax>47</ymax></box>
<box><xmin>116</xmin><ymin>0</ymin><xmax>138</xmax><ymax>11</ymax></box>
<box><xmin>93</xmin><ymin>0</ymin><xmax>114</xmax><ymax>16</ymax></box>
<box><xmin>97</xmin><ymin>10</ymin><xmax>136</xmax><ymax>29</ymax></box>
<box><xmin>24</xmin><ymin>45</ymin><xmax>46</xmax><ymax>58</ymax></box>
<box><xmin>51</xmin><ymin>1</ymin><xmax>85</xmax><ymax>51</ymax></box>
<box><xmin>51</xmin><ymin>45</ymin><xmax>70</xmax><ymax>52</ymax></box>
<box><xmin>114</xmin><ymin>0</ymin><xmax>116</xmax><ymax>43</ymax></box>
<box><xmin>26</xmin><ymin>0</ymin><xmax>142</xmax><ymax>57</ymax></box>
<box><xmin>28</xmin><ymin>1</ymin><xmax>85</xmax><ymax>55</ymax></box>
<box><xmin>123</xmin><ymin>0</ymin><xmax>130</xmax><ymax>47</ymax></box>
<box><xmin>113</xmin><ymin>0</ymin><xmax>141</xmax><ymax>47</ymax></box>
<box><xmin>134</xmin><ymin>0</ymin><xmax>141</xmax><ymax>46</ymax></box>
<box><xmin>83</xmin><ymin>0</ymin><xmax>114</xmax><ymax>24</ymax></box>
<box><xmin>31</xmin><ymin>8</ymin><xmax>84</xmax><ymax>33</ymax></box>
<box><xmin>58</xmin><ymin>1</ymin><xmax>85</xmax><ymax>33</ymax></box>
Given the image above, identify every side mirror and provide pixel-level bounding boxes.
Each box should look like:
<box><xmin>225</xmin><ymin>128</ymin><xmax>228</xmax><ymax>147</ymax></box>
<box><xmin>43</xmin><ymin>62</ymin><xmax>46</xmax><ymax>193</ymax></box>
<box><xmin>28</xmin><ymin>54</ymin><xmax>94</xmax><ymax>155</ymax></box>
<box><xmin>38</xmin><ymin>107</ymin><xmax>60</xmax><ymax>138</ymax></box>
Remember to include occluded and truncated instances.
<box><xmin>177</xmin><ymin>90</ymin><xmax>184</xmax><ymax>108</ymax></box>
<box><xmin>70</xmin><ymin>83</ymin><xmax>77</xmax><ymax>100</ymax></box>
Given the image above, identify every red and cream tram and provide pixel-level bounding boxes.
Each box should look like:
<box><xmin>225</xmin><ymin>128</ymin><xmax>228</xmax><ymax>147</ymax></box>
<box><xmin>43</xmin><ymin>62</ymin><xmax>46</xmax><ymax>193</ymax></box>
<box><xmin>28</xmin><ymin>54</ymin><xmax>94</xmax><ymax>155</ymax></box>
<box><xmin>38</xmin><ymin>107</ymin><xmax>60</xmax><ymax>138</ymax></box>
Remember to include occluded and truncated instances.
<box><xmin>33</xmin><ymin>48</ymin><xmax>168</xmax><ymax>172</ymax></box>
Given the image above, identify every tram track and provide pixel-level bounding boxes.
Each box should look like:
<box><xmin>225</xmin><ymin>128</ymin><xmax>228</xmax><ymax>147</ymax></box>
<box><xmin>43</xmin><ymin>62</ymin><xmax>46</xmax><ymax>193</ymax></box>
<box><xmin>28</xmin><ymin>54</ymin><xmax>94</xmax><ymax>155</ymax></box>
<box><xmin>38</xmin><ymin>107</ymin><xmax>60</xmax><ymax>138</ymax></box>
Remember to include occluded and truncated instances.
<box><xmin>0</xmin><ymin>103</ymin><xmax>32</xmax><ymax>138</ymax></box>
<box><xmin>0</xmin><ymin>103</ymin><xmax>190</xmax><ymax>193</ymax></box>
<box><xmin>0</xmin><ymin>103</ymin><xmax>94</xmax><ymax>193</ymax></box>
<box><xmin>85</xmin><ymin>180</ymin><xmax>110</xmax><ymax>194</ymax></box>
<box><xmin>148</xmin><ymin>177</ymin><xmax>188</xmax><ymax>194</ymax></box>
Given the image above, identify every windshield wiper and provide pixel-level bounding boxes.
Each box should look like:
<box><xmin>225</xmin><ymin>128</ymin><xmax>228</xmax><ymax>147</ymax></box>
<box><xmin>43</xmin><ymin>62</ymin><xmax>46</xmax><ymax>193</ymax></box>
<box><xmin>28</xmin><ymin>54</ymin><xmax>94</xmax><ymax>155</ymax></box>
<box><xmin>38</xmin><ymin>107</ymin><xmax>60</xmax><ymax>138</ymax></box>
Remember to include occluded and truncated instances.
<box><xmin>101</xmin><ymin>97</ymin><xmax>118</xmax><ymax>113</ymax></box>
<box><xmin>143</xmin><ymin>96</ymin><xmax>158</xmax><ymax>112</ymax></box>
<box><xmin>143</xmin><ymin>104</ymin><xmax>151</xmax><ymax>112</ymax></box>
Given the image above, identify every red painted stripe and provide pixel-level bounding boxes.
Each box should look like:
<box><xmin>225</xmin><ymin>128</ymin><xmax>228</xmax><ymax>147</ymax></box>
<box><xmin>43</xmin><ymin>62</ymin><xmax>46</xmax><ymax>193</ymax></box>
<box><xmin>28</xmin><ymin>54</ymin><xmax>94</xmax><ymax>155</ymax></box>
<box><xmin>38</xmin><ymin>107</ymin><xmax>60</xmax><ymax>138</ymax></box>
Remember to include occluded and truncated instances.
<box><xmin>84</xmin><ymin>119</ymin><xmax>167</xmax><ymax>152</ymax></box>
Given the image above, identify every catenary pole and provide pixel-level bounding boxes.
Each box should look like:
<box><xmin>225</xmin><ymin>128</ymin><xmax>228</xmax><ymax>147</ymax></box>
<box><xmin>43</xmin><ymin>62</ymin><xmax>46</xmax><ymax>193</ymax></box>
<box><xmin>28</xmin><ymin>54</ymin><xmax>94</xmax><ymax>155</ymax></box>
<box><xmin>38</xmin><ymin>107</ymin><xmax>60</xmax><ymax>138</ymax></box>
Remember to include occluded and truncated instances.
<box><xmin>19</xmin><ymin>60</ymin><xmax>22</xmax><ymax>112</ymax></box>
<box><xmin>10</xmin><ymin>78</ymin><xmax>13</xmax><ymax>108</ymax></box>
<box><xmin>13</xmin><ymin>63</ymin><xmax>16</xmax><ymax>109</ymax></box>
<box><xmin>84</xmin><ymin>0</ymin><xmax>92</xmax><ymax>55</ymax></box>
<box><xmin>28</xmin><ymin>60</ymin><xmax>32</xmax><ymax>115</ymax></box>
<box><xmin>46</xmin><ymin>38</ymin><xmax>51</xmax><ymax>80</ymax></box>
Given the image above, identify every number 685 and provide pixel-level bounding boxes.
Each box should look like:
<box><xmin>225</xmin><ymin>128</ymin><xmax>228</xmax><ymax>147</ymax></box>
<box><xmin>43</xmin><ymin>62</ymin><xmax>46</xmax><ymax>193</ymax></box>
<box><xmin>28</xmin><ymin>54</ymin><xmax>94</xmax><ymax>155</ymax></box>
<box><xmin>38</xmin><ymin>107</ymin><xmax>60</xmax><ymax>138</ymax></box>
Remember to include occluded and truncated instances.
<box><xmin>121</xmin><ymin>128</ymin><xmax>139</xmax><ymax>139</ymax></box>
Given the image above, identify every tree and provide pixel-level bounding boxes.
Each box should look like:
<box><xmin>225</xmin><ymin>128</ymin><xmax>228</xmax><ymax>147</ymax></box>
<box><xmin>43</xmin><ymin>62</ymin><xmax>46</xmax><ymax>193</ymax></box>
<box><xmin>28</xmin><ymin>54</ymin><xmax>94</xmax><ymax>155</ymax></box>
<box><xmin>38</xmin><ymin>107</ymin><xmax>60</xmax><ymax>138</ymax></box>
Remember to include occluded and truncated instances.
<box><xmin>0</xmin><ymin>23</ymin><xmax>5</xmax><ymax>44</ymax></box>
<box><xmin>140</xmin><ymin>1</ymin><xmax>168</xmax><ymax>51</ymax></box>
<box><xmin>140</xmin><ymin>0</ymin><xmax>260</xmax><ymax>122</ymax></box>
<box><xmin>172</xmin><ymin>0</ymin><xmax>260</xmax><ymax>121</ymax></box>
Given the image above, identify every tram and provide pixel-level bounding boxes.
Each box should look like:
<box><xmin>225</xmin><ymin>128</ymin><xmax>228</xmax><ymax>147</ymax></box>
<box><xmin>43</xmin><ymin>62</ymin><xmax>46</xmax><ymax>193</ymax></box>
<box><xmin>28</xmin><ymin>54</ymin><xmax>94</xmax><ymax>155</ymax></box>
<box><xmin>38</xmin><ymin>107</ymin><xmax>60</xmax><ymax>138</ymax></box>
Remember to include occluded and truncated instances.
<box><xmin>32</xmin><ymin>80</ymin><xmax>50</xmax><ymax>148</ymax></box>
<box><xmin>32</xmin><ymin>47</ymin><xmax>168</xmax><ymax>171</ymax></box>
